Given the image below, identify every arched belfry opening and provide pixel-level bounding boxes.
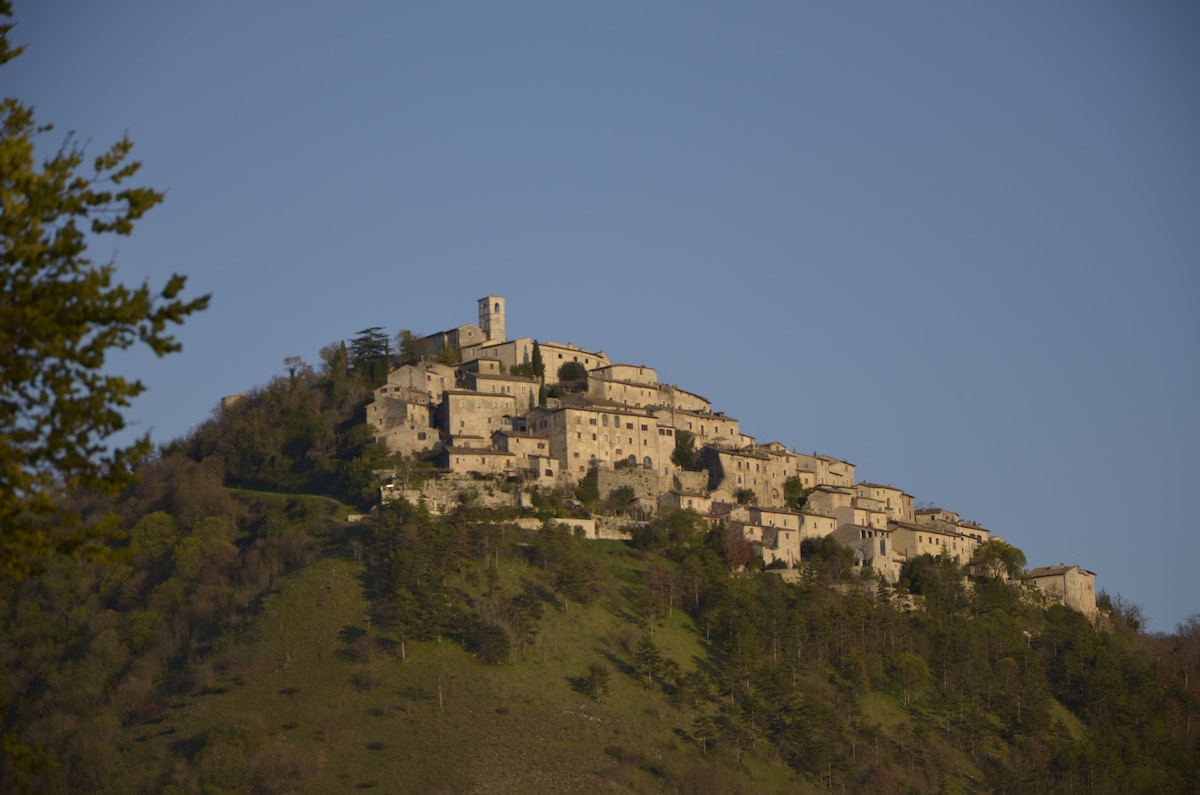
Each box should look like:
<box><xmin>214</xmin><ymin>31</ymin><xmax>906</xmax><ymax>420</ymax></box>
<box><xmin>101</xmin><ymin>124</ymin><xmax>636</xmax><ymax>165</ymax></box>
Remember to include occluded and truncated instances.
<box><xmin>478</xmin><ymin>295</ymin><xmax>507</xmax><ymax>343</ymax></box>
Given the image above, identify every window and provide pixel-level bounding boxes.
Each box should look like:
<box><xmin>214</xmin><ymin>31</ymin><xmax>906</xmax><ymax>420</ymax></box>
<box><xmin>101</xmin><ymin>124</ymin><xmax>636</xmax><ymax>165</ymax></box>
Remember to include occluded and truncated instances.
<box><xmin>626</xmin><ymin>422</ymin><xmax>633</xmax><ymax>430</ymax></box>
<box><xmin>641</xmin><ymin>424</ymin><xmax>648</xmax><ymax>431</ymax></box>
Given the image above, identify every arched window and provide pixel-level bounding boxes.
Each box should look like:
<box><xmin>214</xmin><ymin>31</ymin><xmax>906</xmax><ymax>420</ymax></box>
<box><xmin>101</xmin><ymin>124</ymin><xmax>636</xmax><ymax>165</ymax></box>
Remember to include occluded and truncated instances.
<box><xmin>643</xmin><ymin>456</ymin><xmax>653</xmax><ymax>469</ymax></box>
<box><xmin>628</xmin><ymin>455</ymin><xmax>637</xmax><ymax>467</ymax></box>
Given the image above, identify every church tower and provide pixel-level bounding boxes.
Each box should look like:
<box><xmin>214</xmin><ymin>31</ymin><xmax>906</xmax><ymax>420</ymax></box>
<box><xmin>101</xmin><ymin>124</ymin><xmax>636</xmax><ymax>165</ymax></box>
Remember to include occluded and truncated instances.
<box><xmin>478</xmin><ymin>295</ymin><xmax>506</xmax><ymax>343</ymax></box>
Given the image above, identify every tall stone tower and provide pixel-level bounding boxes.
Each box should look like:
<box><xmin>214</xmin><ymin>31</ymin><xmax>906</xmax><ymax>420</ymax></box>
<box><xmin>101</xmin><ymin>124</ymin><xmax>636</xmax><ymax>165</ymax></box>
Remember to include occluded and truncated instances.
<box><xmin>478</xmin><ymin>295</ymin><xmax>506</xmax><ymax>343</ymax></box>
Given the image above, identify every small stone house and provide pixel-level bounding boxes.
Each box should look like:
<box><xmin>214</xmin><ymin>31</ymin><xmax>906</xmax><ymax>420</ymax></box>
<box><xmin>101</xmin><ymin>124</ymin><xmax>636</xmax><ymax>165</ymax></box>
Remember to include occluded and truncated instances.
<box><xmin>1024</xmin><ymin>565</ymin><xmax>1098</xmax><ymax>618</ymax></box>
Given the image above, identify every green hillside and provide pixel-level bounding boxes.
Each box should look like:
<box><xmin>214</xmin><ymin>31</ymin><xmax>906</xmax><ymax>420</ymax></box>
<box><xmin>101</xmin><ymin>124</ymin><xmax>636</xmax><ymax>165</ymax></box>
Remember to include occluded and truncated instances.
<box><xmin>2</xmin><ymin>354</ymin><xmax>1197</xmax><ymax>794</ymax></box>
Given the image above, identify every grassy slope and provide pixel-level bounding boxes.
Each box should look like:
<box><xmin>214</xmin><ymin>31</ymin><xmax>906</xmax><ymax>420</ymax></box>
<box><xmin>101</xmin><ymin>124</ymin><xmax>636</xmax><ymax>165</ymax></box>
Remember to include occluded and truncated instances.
<box><xmin>121</xmin><ymin>542</ymin><xmax>813</xmax><ymax>793</ymax></box>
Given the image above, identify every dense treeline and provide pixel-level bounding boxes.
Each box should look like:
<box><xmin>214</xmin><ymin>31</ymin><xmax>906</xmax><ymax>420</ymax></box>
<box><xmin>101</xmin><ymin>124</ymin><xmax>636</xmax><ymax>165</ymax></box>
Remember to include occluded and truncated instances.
<box><xmin>177</xmin><ymin>343</ymin><xmax>392</xmax><ymax>506</ymax></box>
<box><xmin>2</xmin><ymin>343</ymin><xmax>1197</xmax><ymax>792</ymax></box>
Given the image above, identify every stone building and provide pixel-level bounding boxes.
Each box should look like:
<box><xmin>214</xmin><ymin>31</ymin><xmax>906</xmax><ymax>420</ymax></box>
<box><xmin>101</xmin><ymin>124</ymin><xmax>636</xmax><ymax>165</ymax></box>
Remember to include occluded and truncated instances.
<box><xmin>1024</xmin><ymin>565</ymin><xmax>1098</xmax><ymax>618</ymax></box>
<box><xmin>793</xmin><ymin>453</ymin><xmax>856</xmax><ymax>488</ymax></box>
<box><xmin>831</xmin><ymin>523</ymin><xmax>902</xmax><ymax>582</ymax></box>
<box><xmin>657</xmin><ymin>409</ymin><xmax>742</xmax><ymax>450</ymax></box>
<box><xmin>890</xmin><ymin>520</ymin><xmax>986</xmax><ymax>566</ymax></box>
<box><xmin>525</xmin><ymin>401</ymin><xmax>671</xmax><ymax>479</ymax></box>
<box><xmin>856</xmin><ymin>483</ymin><xmax>915</xmax><ymax>523</ymax></box>
<box><xmin>914</xmin><ymin>508</ymin><xmax>989</xmax><ymax>543</ymax></box>
<box><xmin>437</xmin><ymin>389</ymin><xmax>522</xmax><ymax>441</ymax></box>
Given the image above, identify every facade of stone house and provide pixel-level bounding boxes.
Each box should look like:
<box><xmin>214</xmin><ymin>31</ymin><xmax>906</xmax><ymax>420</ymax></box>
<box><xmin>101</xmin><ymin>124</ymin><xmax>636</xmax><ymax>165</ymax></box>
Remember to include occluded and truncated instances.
<box><xmin>440</xmin><ymin>445</ymin><xmax>517</xmax><ymax>477</ymax></box>
<box><xmin>377</xmin><ymin>362</ymin><xmax>456</xmax><ymax>405</ymax></box>
<box><xmin>760</xmin><ymin>525</ymin><xmax>803</xmax><ymax>568</ymax></box>
<box><xmin>371</xmin><ymin>415</ymin><xmax>436</xmax><ymax>456</ymax></box>
<box><xmin>889</xmin><ymin>520</ymin><xmax>983</xmax><ymax>565</ymax></box>
<box><xmin>805</xmin><ymin>484</ymin><xmax>856</xmax><ymax>517</ymax></box>
<box><xmin>437</xmin><ymin>389</ymin><xmax>521</xmax><ymax>441</ymax></box>
<box><xmin>413</xmin><ymin>323</ymin><xmax>485</xmax><ymax>360</ymax></box>
<box><xmin>462</xmin><ymin>335</ymin><xmax>536</xmax><ymax>372</ymax></box>
<box><xmin>590</xmin><ymin>376</ymin><xmax>662</xmax><ymax>408</ymax></box>
<box><xmin>835</xmin><ymin>502</ymin><xmax>889</xmax><ymax>531</ymax></box>
<box><xmin>526</xmin><ymin>402</ymin><xmax>670</xmax><ymax>478</ymax></box>
<box><xmin>692</xmin><ymin>444</ymin><xmax>817</xmax><ymax>510</ymax></box>
<box><xmin>654</xmin><ymin>408</ymin><xmax>742</xmax><ymax>449</ymax></box>
<box><xmin>831</xmin><ymin>523</ymin><xmax>902</xmax><ymax>582</ymax></box>
<box><xmin>593</xmin><ymin>363</ymin><xmax>658</xmax><ymax>386</ymax></box>
<box><xmin>697</xmin><ymin>446</ymin><xmax>773</xmax><ymax>504</ymax></box>
<box><xmin>748</xmin><ymin>505</ymin><xmax>806</xmax><ymax>533</ymax></box>
<box><xmin>914</xmin><ymin>508</ymin><xmax>989</xmax><ymax>543</ymax></box>
<box><xmin>793</xmin><ymin>453</ymin><xmax>856</xmax><ymax>487</ymax></box>
<box><xmin>856</xmin><ymin>483</ymin><xmax>915</xmax><ymax>523</ymax></box>
<box><xmin>459</xmin><ymin>369</ymin><xmax>539</xmax><ymax>412</ymax></box>
<box><xmin>659</xmin><ymin>490</ymin><xmax>713</xmax><ymax>514</ymax></box>
<box><xmin>538</xmin><ymin>340</ymin><xmax>611</xmax><ymax>383</ymax></box>
<box><xmin>1024</xmin><ymin>565</ymin><xmax>1098</xmax><ymax>617</ymax></box>
<box><xmin>656</xmin><ymin>385</ymin><xmax>712</xmax><ymax>414</ymax></box>
<box><xmin>799</xmin><ymin>512</ymin><xmax>839</xmax><ymax>539</ymax></box>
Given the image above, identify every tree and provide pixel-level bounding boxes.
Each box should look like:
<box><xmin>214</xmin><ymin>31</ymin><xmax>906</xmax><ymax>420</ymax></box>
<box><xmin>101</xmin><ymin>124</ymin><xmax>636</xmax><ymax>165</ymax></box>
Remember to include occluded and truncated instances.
<box><xmin>734</xmin><ymin>488</ymin><xmax>757</xmax><ymax>505</ymax></box>
<box><xmin>670</xmin><ymin>429</ymin><xmax>697</xmax><ymax>470</ymax></box>
<box><xmin>581</xmin><ymin>661</ymin><xmax>611</xmax><ymax>703</ymax></box>
<box><xmin>633</xmin><ymin>634</ymin><xmax>663</xmax><ymax>688</ymax></box>
<box><xmin>557</xmin><ymin>361</ymin><xmax>588</xmax><ymax>391</ymax></box>
<box><xmin>0</xmin><ymin>5</ymin><xmax>209</xmax><ymax>577</ymax></box>
<box><xmin>396</xmin><ymin>329</ymin><xmax>418</xmax><ymax>362</ymax></box>
<box><xmin>783</xmin><ymin>475</ymin><xmax>808</xmax><ymax>509</ymax></box>
<box><xmin>969</xmin><ymin>538</ymin><xmax>1026</xmax><ymax>581</ymax></box>
<box><xmin>531</xmin><ymin>340</ymin><xmax>547</xmax><ymax>406</ymax></box>
<box><xmin>350</xmin><ymin>327</ymin><xmax>390</xmax><ymax>384</ymax></box>
<box><xmin>530</xmin><ymin>340</ymin><xmax>545</xmax><ymax>382</ymax></box>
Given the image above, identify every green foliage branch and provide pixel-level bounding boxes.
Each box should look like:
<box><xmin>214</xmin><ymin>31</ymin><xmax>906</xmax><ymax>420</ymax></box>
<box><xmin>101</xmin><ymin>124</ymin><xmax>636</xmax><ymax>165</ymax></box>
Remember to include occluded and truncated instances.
<box><xmin>0</xmin><ymin>5</ymin><xmax>209</xmax><ymax>576</ymax></box>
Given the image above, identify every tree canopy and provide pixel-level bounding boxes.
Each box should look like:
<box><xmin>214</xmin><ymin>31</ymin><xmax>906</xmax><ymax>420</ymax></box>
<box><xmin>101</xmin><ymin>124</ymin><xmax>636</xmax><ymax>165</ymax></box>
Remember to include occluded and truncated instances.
<box><xmin>557</xmin><ymin>361</ymin><xmax>589</xmax><ymax>391</ymax></box>
<box><xmin>0</xmin><ymin>2</ymin><xmax>209</xmax><ymax>576</ymax></box>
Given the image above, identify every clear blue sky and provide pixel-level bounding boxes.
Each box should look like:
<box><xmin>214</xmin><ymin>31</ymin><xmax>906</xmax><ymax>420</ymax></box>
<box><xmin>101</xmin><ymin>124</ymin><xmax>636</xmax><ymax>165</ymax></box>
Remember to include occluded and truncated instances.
<box><xmin>8</xmin><ymin>2</ymin><xmax>1198</xmax><ymax>632</ymax></box>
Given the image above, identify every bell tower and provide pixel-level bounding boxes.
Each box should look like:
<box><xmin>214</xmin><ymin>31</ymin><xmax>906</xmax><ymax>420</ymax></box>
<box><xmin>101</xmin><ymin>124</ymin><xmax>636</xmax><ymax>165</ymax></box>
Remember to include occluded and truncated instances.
<box><xmin>478</xmin><ymin>295</ymin><xmax>506</xmax><ymax>343</ymax></box>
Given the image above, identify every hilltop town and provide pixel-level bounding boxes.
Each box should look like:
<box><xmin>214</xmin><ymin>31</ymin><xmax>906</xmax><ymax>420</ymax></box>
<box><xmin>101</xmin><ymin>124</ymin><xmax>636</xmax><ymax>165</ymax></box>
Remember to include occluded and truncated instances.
<box><xmin>368</xmin><ymin>296</ymin><xmax>1097</xmax><ymax>617</ymax></box>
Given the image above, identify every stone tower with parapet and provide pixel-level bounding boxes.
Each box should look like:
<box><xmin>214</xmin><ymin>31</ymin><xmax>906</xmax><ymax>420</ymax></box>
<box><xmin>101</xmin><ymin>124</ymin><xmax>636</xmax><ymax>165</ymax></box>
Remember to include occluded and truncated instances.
<box><xmin>478</xmin><ymin>295</ymin><xmax>506</xmax><ymax>343</ymax></box>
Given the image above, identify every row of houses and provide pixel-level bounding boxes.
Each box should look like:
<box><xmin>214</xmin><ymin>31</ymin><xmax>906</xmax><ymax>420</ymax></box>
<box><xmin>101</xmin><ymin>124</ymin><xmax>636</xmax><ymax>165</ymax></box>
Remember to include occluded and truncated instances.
<box><xmin>367</xmin><ymin>296</ymin><xmax>1097</xmax><ymax>618</ymax></box>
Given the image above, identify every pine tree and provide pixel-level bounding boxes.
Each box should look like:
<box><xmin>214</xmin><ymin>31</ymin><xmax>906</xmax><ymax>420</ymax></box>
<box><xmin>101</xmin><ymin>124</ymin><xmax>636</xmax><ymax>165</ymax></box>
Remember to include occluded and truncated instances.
<box><xmin>0</xmin><ymin>3</ymin><xmax>209</xmax><ymax>576</ymax></box>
